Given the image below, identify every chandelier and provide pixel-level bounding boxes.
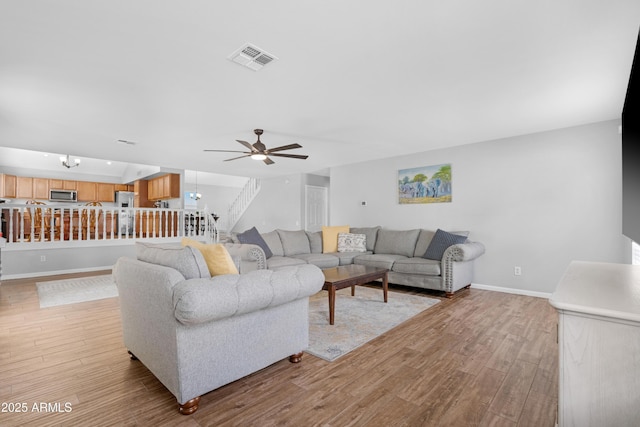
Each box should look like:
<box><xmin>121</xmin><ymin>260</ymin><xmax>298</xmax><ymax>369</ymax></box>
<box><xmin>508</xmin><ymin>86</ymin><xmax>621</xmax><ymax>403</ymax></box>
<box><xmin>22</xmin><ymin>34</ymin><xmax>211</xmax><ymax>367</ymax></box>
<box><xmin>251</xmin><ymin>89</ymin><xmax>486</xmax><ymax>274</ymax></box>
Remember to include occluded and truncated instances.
<box><xmin>60</xmin><ymin>154</ymin><xmax>81</xmax><ymax>169</ymax></box>
<box><xmin>190</xmin><ymin>171</ymin><xmax>202</xmax><ymax>200</ymax></box>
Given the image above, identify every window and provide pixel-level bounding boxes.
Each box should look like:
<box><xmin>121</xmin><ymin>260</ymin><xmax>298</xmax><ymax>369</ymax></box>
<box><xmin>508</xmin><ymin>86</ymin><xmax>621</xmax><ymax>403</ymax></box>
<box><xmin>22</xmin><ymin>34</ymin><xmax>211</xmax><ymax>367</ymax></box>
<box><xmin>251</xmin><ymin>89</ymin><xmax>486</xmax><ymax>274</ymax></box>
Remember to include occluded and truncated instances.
<box><xmin>633</xmin><ymin>241</ymin><xmax>640</xmax><ymax>265</ymax></box>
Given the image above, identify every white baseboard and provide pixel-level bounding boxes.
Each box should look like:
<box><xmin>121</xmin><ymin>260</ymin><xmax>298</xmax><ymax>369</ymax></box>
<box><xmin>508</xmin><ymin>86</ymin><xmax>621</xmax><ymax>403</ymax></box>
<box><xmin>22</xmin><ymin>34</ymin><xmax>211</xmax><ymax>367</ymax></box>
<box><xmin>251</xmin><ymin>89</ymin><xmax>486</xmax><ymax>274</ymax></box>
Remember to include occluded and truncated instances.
<box><xmin>471</xmin><ymin>283</ymin><xmax>551</xmax><ymax>299</ymax></box>
<box><xmin>1</xmin><ymin>265</ymin><xmax>113</xmax><ymax>282</ymax></box>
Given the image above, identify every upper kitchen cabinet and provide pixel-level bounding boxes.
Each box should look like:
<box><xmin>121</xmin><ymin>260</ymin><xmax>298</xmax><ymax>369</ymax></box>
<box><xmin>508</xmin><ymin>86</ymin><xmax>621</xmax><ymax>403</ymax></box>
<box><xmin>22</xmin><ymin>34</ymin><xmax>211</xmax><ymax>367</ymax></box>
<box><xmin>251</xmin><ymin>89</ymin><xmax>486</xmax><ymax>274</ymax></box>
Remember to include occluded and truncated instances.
<box><xmin>16</xmin><ymin>176</ymin><xmax>33</xmax><ymax>199</ymax></box>
<box><xmin>0</xmin><ymin>174</ymin><xmax>17</xmax><ymax>198</ymax></box>
<box><xmin>148</xmin><ymin>174</ymin><xmax>180</xmax><ymax>200</ymax></box>
<box><xmin>77</xmin><ymin>181</ymin><xmax>97</xmax><ymax>202</ymax></box>
<box><xmin>33</xmin><ymin>178</ymin><xmax>49</xmax><ymax>199</ymax></box>
<box><xmin>97</xmin><ymin>183</ymin><xmax>115</xmax><ymax>202</ymax></box>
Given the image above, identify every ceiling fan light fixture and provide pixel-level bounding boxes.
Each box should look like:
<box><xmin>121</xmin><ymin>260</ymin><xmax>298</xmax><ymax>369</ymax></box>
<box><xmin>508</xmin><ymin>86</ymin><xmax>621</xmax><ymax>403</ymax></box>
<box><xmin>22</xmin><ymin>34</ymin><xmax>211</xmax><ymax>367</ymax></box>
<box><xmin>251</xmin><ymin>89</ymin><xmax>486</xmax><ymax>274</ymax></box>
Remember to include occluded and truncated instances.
<box><xmin>251</xmin><ymin>153</ymin><xmax>267</xmax><ymax>160</ymax></box>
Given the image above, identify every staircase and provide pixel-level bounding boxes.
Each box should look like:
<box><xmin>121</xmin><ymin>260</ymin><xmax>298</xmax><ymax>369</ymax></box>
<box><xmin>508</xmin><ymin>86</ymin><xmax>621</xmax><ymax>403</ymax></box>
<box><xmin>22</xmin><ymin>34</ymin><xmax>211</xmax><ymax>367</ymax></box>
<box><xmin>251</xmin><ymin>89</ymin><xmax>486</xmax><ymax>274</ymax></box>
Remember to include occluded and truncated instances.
<box><xmin>226</xmin><ymin>178</ymin><xmax>261</xmax><ymax>232</ymax></box>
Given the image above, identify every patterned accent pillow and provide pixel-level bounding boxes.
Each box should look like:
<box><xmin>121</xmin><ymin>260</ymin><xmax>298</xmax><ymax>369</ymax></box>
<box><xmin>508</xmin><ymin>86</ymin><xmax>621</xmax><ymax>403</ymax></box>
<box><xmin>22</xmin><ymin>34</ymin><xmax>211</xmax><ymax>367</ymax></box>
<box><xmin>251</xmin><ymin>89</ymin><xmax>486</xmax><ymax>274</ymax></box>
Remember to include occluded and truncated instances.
<box><xmin>337</xmin><ymin>233</ymin><xmax>367</xmax><ymax>253</ymax></box>
<box><xmin>423</xmin><ymin>229</ymin><xmax>467</xmax><ymax>260</ymax></box>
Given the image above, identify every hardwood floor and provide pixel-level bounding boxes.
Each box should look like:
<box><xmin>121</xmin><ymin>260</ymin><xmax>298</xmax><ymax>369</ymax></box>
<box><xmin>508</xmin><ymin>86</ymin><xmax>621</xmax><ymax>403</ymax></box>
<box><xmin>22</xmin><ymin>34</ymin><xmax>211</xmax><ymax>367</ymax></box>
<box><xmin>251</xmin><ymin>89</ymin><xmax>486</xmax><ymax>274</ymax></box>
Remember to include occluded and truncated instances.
<box><xmin>0</xmin><ymin>272</ymin><xmax>558</xmax><ymax>426</ymax></box>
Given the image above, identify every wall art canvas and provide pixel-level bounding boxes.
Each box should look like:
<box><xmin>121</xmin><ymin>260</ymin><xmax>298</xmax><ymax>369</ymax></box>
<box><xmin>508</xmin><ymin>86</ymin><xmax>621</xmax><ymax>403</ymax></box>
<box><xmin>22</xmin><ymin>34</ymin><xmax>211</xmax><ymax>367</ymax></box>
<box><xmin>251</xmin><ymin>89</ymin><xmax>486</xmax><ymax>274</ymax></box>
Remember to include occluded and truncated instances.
<box><xmin>398</xmin><ymin>163</ymin><xmax>452</xmax><ymax>204</ymax></box>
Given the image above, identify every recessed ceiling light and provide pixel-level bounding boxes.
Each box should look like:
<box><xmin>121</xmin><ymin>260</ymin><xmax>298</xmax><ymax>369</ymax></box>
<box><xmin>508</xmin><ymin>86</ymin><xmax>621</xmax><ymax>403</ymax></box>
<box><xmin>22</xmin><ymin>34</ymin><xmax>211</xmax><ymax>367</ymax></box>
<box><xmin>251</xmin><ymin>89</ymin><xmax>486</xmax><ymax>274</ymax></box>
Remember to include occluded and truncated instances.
<box><xmin>107</xmin><ymin>161</ymin><xmax>112</xmax><ymax>165</ymax></box>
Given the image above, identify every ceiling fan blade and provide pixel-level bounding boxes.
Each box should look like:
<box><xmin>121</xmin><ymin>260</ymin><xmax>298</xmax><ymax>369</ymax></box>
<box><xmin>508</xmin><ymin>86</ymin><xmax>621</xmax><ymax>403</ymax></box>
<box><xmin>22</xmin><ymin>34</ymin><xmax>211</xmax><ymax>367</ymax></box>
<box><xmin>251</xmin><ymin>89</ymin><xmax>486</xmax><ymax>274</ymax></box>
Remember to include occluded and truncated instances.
<box><xmin>263</xmin><ymin>157</ymin><xmax>275</xmax><ymax>165</ymax></box>
<box><xmin>224</xmin><ymin>154</ymin><xmax>252</xmax><ymax>161</ymax></box>
<box><xmin>266</xmin><ymin>143</ymin><xmax>303</xmax><ymax>153</ymax></box>
<box><xmin>236</xmin><ymin>140</ymin><xmax>258</xmax><ymax>152</ymax></box>
<box><xmin>204</xmin><ymin>149</ymin><xmax>251</xmax><ymax>154</ymax></box>
<box><xmin>269</xmin><ymin>153</ymin><xmax>309</xmax><ymax>160</ymax></box>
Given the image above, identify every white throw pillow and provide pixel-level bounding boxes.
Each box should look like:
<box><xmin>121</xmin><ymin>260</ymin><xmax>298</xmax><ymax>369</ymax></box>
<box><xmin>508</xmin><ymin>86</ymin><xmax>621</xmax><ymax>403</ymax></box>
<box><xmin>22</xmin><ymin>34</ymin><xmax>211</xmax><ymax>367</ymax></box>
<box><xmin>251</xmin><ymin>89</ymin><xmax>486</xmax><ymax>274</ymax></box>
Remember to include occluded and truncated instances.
<box><xmin>337</xmin><ymin>233</ymin><xmax>366</xmax><ymax>253</ymax></box>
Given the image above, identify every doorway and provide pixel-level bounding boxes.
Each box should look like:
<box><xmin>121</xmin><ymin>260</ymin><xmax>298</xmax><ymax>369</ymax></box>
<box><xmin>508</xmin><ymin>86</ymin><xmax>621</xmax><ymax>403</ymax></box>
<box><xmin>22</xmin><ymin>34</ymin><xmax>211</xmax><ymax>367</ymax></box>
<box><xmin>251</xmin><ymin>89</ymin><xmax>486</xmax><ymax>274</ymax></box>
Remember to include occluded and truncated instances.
<box><xmin>305</xmin><ymin>185</ymin><xmax>328</xmax><ymax>232</ymax></box>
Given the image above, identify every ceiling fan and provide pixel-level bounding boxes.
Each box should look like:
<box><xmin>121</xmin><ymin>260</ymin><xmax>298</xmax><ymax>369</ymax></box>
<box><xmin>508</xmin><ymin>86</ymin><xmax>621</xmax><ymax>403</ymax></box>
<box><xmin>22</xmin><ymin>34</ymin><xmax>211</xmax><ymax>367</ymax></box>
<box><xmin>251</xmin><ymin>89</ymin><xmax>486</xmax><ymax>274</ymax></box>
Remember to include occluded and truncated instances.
<box><xmin>204</xmin><ymin>129</ymin><xmax>308</xmax><ymax>165</ymax></box>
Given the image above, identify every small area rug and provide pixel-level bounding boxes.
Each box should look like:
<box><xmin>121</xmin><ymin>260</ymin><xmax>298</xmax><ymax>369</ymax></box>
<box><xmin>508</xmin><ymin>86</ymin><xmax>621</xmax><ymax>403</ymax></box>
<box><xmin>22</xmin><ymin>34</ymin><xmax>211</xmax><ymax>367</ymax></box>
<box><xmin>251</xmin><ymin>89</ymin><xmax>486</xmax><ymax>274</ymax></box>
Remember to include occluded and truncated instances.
<box><xmin>36</xmin><ymin>275</ymin><xmax>118</xmax><ymax>308</ymax></box>
<box><xmin>307</xmin><ymin>286</ymin><xmax>440</xmax><ymax>362</ymax></box>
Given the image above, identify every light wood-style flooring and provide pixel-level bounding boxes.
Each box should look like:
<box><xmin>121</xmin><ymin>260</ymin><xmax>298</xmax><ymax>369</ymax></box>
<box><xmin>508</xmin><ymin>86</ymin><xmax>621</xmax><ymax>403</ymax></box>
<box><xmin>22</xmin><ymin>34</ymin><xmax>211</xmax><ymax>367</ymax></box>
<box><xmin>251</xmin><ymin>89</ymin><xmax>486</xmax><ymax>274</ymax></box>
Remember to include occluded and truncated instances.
<box><xmin>0</xmin><ymin>271</ymin><xmax>558</xmax><ymax>426</ymax></box>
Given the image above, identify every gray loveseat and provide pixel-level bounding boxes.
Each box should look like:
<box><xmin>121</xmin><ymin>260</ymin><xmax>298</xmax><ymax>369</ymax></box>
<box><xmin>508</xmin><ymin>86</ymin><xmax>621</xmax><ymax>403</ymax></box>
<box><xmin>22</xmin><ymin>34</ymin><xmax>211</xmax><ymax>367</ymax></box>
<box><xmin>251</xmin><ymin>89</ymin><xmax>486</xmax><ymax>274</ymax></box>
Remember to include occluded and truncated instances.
<box><xmin>113</xmin><ymin>243</ymin><xmax>324</xmax><ymax>415</ymax></box>
<box><xmin>231</xmin><ymin>227</ymin><xmax>485</xmax><ymax>297</ymax></box>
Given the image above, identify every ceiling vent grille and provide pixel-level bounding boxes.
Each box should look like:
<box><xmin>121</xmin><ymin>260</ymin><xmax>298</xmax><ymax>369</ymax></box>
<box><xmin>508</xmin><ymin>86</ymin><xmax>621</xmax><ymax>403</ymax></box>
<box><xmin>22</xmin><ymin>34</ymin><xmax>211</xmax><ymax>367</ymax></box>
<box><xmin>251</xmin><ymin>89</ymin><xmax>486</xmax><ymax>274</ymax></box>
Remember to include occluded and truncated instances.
<box><xmin>228</xmin><ymin>43</ymin><xmax>278</xmax><ymax>71</ymax></box>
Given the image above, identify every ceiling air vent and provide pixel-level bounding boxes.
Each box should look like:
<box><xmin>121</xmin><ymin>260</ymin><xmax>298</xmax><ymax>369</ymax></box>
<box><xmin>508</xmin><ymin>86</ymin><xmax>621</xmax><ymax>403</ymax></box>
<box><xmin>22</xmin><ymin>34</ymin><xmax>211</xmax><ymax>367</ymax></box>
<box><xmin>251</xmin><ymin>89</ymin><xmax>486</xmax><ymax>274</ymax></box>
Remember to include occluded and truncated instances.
<box><xmin>228</xmin><ymin>43</ymin><xmax>278</xmax><ymax>71</ymax></box>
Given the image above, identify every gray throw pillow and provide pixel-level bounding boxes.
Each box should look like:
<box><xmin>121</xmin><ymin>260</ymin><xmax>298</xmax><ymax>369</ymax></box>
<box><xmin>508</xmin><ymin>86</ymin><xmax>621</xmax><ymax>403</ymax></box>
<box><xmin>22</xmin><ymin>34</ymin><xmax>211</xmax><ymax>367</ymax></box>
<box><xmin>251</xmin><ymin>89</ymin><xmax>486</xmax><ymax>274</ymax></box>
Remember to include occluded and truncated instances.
<box><xmin>236</xmin><ymin>226</ymin><xmax>273</xmax><ymax>259</ymax></box>
<box><xmin>423</xmin><ymin>229</ymin><xmax>468</xmax><ymax>260</ymax></box>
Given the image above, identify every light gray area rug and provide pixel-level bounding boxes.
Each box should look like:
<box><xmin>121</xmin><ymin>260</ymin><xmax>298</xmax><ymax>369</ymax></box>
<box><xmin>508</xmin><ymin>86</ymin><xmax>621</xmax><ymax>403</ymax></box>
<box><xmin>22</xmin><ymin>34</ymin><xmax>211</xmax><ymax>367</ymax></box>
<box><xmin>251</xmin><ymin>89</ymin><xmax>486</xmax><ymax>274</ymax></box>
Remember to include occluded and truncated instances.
<box><xmin>36</xmin><ymin>275</ymin><xmax>118</xmax><ymax>308</ymax></box>
<box><xmin>307</xmin><ymin>286</ymin><xmax>440</xmax><ymax>362</ymax></box>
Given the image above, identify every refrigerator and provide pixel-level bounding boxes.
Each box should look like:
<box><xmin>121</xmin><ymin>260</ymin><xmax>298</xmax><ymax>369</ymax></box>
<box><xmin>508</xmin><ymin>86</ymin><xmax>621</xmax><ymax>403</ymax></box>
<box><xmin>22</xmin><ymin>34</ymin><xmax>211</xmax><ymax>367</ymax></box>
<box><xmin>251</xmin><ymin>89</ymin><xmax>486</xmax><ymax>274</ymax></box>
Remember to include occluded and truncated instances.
<box><xmin>115</xmin><ymin>191</ymin><xmax>135</xmax><ymax>236</ymax></box>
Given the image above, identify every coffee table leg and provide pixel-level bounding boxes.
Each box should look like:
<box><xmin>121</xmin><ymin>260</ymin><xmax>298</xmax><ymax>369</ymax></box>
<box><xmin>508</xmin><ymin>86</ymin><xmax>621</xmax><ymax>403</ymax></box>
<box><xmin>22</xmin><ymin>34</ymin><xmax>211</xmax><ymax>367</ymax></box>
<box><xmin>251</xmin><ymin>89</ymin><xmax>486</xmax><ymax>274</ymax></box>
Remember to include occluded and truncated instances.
<box><xmin>383</xmin><ymin>272</ymin><xmax>388</xmax><ymax>303</ymax></box>
<box><xmin>351</xmin><ymin>285</ymin><xmax>355</xmax><ymax>296</ymax></box>
<box><xmin>328</xmin><ymin>285</ymin><xmax>336</xmax><ymax>325</ymax></box>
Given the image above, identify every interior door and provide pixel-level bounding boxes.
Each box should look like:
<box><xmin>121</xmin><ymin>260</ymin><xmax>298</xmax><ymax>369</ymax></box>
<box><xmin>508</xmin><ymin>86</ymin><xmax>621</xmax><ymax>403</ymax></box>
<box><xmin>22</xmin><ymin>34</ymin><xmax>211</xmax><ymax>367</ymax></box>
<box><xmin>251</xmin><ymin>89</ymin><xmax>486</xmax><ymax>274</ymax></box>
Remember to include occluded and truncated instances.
<box><xmin>305</xmin><ymin>185</ymin><xmax>328</xmax><ymax>232</ymax></box>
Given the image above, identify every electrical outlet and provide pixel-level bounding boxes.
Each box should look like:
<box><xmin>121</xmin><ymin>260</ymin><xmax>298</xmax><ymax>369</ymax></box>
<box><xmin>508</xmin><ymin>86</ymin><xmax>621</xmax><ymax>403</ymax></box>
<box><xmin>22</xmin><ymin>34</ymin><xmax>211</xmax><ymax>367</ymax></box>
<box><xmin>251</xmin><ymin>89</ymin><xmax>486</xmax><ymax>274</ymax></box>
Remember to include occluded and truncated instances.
<box><xmin>40</xmin><ymin>255</ymin><xmax>46</xmax><ymax>262</ymax></box>
<box><xmin>514</xmin><ymin>266</ymin><xmax>522</xmax><ymax>276</ymax></box>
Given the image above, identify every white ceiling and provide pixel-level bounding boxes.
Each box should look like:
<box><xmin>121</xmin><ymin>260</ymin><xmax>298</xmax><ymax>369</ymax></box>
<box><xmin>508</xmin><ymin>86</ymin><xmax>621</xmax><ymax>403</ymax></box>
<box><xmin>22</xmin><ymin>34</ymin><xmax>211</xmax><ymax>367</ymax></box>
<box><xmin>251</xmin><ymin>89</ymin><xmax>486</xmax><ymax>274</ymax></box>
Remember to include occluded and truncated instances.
<box><xmin>0</xmin><ymin>1</ymin><xmax>638</xmax><ymax>180</ymax></box>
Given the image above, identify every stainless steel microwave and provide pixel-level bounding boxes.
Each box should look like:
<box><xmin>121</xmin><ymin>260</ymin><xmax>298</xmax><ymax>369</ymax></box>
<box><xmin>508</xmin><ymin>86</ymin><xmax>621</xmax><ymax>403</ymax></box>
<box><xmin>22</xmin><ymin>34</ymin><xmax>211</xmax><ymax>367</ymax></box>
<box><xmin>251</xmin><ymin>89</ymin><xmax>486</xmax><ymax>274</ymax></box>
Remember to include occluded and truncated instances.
<box><xmin>49</xmin><ymin>189</ymin><xmax>78</xmax><ymax>202</ymax></box>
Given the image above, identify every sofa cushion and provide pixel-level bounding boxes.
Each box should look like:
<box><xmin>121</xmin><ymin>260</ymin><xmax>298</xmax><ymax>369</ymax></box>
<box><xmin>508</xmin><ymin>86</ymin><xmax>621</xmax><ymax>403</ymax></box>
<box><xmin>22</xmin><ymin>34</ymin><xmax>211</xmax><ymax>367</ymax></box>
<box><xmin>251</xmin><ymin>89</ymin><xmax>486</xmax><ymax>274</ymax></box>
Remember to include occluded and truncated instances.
<box><xmin>333</xmin><ymin>251</ymin><xmax>372</xmax><ymax>266</ymax></box>
<box><xmin>182</xmin><ymin>238</ymin><xmax>239</xmax><ymax>276</ymax></box>
<box><xmin>277</xmin><ymin>230</ymin><xmax>311</xmax><ymax>256</ymax></box>
<box><xmin>413</xmin><ymin>229</ymin><xmax>436</xmax><ymax>258</ymax></box>
<box><xmin>261</xmin><ymin>231</ymin><xmax>284</xmax><ymax>257</ymax></box>
<box><xmin>414</xmin><ymin>230</ymin><xmax>469</xmax><ymax>257</ymax></box>
<box><xmin>374</xmin><ymin>229</ymin><xmax>420</xmax><ymax>257</ymax></box>
<box><xmin>291</xmin><ymin>253</ymin><xmax>340</xmax><ymax>269</ymax></box>
<box><xmin>306</xmin><ymin>231</ymin><xmax>323</xmax><ymax>254</ymax></box>
<box><xmin>350</xmin><ymin>226</ymin><xmax>381</xmax><ymax>251</ymax></box>
<box><xmin>353</xmin><ymin>254</ymin><xmax>407</xmax><ymax>270</ymax></box>
<box><xmin>135</xmin><ymin>242</ymin><xmax>211</xmax><ymax>280</ymax></box>
<box><xmin>236</xmin><ymin>226</ymin><xmax>273</xmax><ymax>259</ymax></box>
<box><xmin>392</xmin><ymin>257</ymin><xmax>441</xmax><ymax>275</ymax></box>
<box><xmin>423</xmin><ymin>229</ymin><xmax>468</xmax><ymax>260</ymax></box>
<box><xmin>337</xmin><ymin>233</ymin><xmax>367</xmax><ymax>253</ymax></box>
<box><xmin>322</xmin><ymin>225</ymin><xmax>350</xmax><ymax>253</ymax></box>
<box><xmin>266</xmin><ymin>256</ymin><xmax>307</xmax><ymax>270</ymax></box>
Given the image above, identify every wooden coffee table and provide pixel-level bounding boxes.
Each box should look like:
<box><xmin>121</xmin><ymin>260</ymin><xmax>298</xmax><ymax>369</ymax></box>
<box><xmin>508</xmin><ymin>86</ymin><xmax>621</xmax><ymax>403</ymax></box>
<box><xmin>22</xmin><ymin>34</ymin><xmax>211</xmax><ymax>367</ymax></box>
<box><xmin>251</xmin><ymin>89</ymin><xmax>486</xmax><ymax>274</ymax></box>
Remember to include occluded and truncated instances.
<box><xmin>322</xmin><ymin>264</ymin><xmax>389</xmax><ymax>325</ymax></box>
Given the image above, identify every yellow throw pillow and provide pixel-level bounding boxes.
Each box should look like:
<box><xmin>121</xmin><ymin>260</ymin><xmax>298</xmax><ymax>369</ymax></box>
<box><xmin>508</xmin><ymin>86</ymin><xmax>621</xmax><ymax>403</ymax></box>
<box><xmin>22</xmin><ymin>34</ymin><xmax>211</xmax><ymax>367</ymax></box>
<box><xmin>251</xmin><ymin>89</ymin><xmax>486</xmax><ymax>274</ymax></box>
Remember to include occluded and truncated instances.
<box><xmin>181</xmin><ymin>238</ymin><xmax>239</xmax><ymax>276</ymax></box>
<box><xmin>322</xmin><ymin>225</ymin><xmax>350</xmax><ymax>253</ymax></box>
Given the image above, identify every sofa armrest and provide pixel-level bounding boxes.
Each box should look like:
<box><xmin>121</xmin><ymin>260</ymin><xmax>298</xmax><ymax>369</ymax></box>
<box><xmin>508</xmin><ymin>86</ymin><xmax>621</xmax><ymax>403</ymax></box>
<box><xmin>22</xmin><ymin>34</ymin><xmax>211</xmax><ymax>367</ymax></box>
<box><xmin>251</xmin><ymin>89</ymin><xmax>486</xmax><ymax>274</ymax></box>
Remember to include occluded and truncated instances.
<box><xmin>173</xmin><ymin>264</ymin><xmax>324</xmax><ymax>325</ymax></box>
<box><xmin>223</xmin><ymin>242</ymin><xmax>267</xmax><ymax>273</ymax></box>
<box><xmin>443</xmin><ymin>241</ymin><xmax>485</xmax><ymax>263</ymax></box>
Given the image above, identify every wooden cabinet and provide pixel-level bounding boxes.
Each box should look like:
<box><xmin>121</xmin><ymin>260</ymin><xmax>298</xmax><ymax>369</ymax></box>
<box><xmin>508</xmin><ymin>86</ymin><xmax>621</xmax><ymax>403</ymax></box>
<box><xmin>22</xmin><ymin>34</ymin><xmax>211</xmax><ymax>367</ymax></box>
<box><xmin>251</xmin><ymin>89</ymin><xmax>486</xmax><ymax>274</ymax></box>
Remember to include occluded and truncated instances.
<box><xmin>49</xmin><ymin>179</ymin><xmax>64</xmax><ymax>190</ymax></box>
<box><xmin>163</xmin><ymin>174</ymin><xmax>180</xmax><ymax>199</ymax></box>
<box><xmin>550</xmin><ymin>261</ymin><xmax>640</xmax><ymax>427</ymax></box>
<box><xmin>147</xmin><ymin>174</ymin><xmax>180</xmax><ymax>201</ymax></box>
<box><xmin>16</xmin><ymin>176</ymin><xmax>33</xmax><ymax>199</ymax></box>
<box><xmin>33</xmin><ymin>178</ymin><xmax>49</xmax><ymax>199</ymax></box>
<box><xmin>115</xmin><ymin>184</ymin><xmax>128</xmax><ymax>192</ymax></box>
<box><xmin>63</xmin><ymin>180</ymin><xmax>77</xmax><ymax>190</ymax></box>
<box><xmin>77</xmin><ymin>181</ymin><xmax>97</xmax><ymax>202</ymax></box>
<box><xmin>0</xmin><ymin>174</ymin><xmax>17</xmax><ymax>198</ymax></box>
<box><xmin>96</xmin><ymin>183</ymin><xmax>115</xmax><ymax>202</ymax></box>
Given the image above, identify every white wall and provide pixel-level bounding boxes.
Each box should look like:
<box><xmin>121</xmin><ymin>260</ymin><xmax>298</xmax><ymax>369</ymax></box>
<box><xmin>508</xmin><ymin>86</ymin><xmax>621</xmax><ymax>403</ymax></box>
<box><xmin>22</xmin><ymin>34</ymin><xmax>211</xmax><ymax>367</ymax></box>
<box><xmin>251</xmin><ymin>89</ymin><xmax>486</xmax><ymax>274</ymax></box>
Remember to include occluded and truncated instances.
<box><xmin>330</xmin><ymin>120</ymin><xmax>629</xmax><ymax>294</ymax></box>
<box><xmin>234</xmin><ymin>174</ymin><xmax>303</xmax><ymax>233</ymax></box>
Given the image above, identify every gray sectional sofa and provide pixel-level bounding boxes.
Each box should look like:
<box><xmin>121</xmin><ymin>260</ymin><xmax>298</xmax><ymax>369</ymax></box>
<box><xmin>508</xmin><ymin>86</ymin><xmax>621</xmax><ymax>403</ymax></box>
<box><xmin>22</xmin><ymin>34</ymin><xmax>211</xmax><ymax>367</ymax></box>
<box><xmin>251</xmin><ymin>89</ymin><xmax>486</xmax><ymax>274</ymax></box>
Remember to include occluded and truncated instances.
<box><xmin>113</xmin><ymin>243</ymin><xmax>324</xmax><ymax>414</ymax></box>
<box><xmin>230</xmin><ymin>227</ymin><xmax>485</xmax><ymax>297</ymax></box>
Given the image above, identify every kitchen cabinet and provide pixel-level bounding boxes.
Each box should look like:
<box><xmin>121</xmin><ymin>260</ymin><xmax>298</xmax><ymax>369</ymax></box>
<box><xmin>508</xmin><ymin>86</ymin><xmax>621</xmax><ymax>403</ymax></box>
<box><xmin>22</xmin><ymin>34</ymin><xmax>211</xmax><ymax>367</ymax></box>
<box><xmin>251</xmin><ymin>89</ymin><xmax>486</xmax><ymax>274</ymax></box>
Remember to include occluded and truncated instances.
<box><xmin>0</xmin><ymin>174</ymin><xmax>17</xmax><ymax>198</ymax></box>
<box><xmin>16</xmin><ymin>176</ymin><xmax>33</xmax><ymax>199</ymax></box>
<box><xmin>115</xmin><ymin>184</ymin><xmax>128</xmax><ymax>192</ymax></box>
<box><xmin>63</xmin><ymin>180</ymin><xmax>77</xmax><ymax>190</ymax></box>
<box><xmin>549</xmin><ymin>261</ymin><xmax>640</xmax><ymax>427</ymax></box>
<box><xmin>49</xmin><ymin>179</ymin><xmax>64</xmax><ymax>190</ymax></box>
<box><xmin>147</xmin><ymin>174</ymin><xmax>180</xmax><ymax>201</ymax></box>
<box><xmin>77</xmin><ymin>181</ymin><xmax>97</xmax><ymax>202</ymax></box>
<box><xmin>33</xmin><ymin>178</ymin><xmax>49</xmax><ymax>199</ymax></box>
<box><xmin>96</xmin><ymin>183</ymin><xmax>115</xmax><ymax>202</ymax></box>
